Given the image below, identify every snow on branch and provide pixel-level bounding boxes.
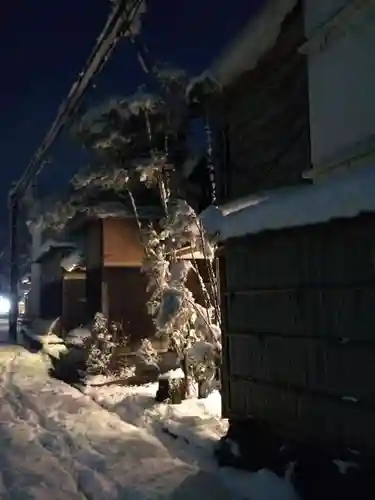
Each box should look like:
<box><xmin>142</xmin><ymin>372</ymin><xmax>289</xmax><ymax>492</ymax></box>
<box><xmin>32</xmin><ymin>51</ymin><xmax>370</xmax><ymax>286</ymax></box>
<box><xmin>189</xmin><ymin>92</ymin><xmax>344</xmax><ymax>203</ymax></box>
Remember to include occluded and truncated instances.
<box><xmin>138</xmin><ymin>196</ymin><xmax>221</xmax><ymax>385</ymax></box>
<box><xmin>73</xmin><ymin>89</ymin><xmax>167</xmax><ymax>158</ymax></box>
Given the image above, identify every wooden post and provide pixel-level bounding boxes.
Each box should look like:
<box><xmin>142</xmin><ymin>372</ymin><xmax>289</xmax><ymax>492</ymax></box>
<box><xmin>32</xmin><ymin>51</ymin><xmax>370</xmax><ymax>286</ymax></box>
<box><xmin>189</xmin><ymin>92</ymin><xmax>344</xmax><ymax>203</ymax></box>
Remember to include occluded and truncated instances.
<box><xmin>9</xmin><ymin>192</ymin><xmax>19</xmax><ymax>340</ymax></box>
<box><xmin>183</xmin><ymin>351</ymin><xmax>189</xmax><ymax>398</ymax></box>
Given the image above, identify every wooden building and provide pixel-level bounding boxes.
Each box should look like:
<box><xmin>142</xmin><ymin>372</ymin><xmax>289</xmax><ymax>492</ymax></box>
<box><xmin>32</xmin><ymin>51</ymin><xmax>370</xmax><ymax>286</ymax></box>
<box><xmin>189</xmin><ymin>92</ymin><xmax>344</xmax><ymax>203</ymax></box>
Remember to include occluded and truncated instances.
<box><xmin>34</xmin><ymin>241</ymin><xmax>77</xmax><ymax>321</ymax></box>
<box><xmin>198</xmin><ymin>0</ymin><xmax>375</xmax><ymax>459</ymax></box>
<box><xmin>209</xmin><ymin>165</ymin><xmax>375</xmax><ymax>457</ymax></box>
<box><xmin>63</xmin><ymin>202</ymin><xmax>212</xmax><ymax>350</ymax></box>
<box><xmin>194</xmin><ymin>0</ymin><xmax>310</xmax><ymax>205</ymax></box>
<box><xmin>63</xmin><ymin>202</ymin><xmax>161</xmax><ymax>350</ymax></box>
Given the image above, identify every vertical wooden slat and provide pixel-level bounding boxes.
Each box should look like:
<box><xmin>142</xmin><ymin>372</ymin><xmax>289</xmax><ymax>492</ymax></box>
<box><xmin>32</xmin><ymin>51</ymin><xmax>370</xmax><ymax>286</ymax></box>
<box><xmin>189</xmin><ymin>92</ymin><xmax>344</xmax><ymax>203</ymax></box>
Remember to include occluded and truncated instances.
<box><xmin>86</xmin><ymin>219</ymin><xmax>103</xmax><ymax>318</ymax></box>
<box><xmin>219</xmin><ymin>247</ymin><xmax>232</xmax><ymax>416</ymax></box>
<box><xmin>62</xmin><ymin>273</ymin><xmax>86</xmax><ymax>331</ymax></box>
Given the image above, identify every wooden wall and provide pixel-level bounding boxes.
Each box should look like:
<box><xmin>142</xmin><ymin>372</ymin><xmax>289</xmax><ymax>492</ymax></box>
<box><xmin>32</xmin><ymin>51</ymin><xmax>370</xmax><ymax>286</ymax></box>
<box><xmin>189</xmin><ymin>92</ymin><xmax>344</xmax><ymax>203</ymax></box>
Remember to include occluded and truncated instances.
<box><xmin>221</xmin><ymin>214</ymin><xmax>375</xmax><ymax>455</ymax></box>
<box><xmin>85</xmin><ymin>220</ymin><xmax>103</xmax><ymax>318</ymax></box>
<box><xmin>79</xmin><ymin>218</ymin><xmax>215</xmax><ymax>353</ymax></box>
<box><xmin>62</xmin><ymin>272</ymin><xmax>87</xmax><ymax>332</ymax></box>
<box><xmin>103</xmin><ymin>218</ymin><xmax>144</xmax><ymax>267</ymax></box>
<box><xmin>101</xmin><ymin>266</ymin><xmax>173</xmax><ymax>354</ymax></box>
<box><xmin>39</xmin><ymin>252</ymin><xmax>63</xmax><ymax>319</ymax></box>
<box><xmin>214</xmin><ymin>1</ymin><xmax>310</xmax><ymax>204</ymax></box>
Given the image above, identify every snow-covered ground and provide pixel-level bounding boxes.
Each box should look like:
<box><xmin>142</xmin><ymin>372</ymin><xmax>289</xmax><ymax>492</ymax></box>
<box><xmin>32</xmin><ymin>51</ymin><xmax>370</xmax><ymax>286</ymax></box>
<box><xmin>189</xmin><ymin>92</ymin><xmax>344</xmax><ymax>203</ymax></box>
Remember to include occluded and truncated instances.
<box><xmin>85</xmin><ymin>380</ymin><xmax>228</xmax><ymax>468</ymax></box>
<box><xmin>0</xmin><ymin>348</ymin><xmax>231</xmax><ymax>499</ymax></box>
<box><xmin>84</xmin><ymin>379</ymin><xmax>300</xmax><ymax>500</ymax></box>
<box><xmin>0</xmin><ymin>321</ymin><xmax>299</xmax><ymax>499</ymax></box>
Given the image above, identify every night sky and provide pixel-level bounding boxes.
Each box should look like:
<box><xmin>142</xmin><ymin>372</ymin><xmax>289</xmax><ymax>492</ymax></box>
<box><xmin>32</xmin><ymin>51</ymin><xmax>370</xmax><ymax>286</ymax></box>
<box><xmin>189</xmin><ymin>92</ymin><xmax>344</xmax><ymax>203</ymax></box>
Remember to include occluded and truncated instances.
<box><xmin>0</xmin><ymin>0</ymin><xmax>260</xmax><ymax>235</ymax></box>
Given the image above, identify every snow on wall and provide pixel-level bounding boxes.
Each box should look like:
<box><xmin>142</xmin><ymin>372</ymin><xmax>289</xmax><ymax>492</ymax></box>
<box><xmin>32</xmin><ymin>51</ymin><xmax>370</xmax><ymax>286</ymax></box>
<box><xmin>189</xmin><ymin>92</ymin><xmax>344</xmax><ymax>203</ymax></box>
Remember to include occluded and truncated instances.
<box><xmin>200</xmin><ymin>165</ymin><xmax>375</xmax><ymax>241</ymax></box>
<box><xmin>209</xmin><ymin>0</ymin><xmax>298</xmax><ymax>87</ymax></box>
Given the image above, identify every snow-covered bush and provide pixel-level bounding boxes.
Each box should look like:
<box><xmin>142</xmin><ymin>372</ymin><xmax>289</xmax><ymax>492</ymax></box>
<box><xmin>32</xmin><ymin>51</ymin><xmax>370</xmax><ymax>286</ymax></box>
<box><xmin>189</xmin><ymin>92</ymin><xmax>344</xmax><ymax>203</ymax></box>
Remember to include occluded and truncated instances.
<box><xmin>86</xmin><ymin>313</ymin><xmax>117</xmax><ymax>375</ymax></box>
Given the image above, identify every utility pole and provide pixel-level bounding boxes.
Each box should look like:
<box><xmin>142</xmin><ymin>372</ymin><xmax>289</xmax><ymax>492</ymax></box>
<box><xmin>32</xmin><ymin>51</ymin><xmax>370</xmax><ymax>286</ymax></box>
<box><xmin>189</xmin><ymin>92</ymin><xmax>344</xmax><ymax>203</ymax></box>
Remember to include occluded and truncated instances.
<box><xmin>7</xmin><ymin>0</ymin><xmax>144</xmax><ymax>339</ymax></box>
<box><xmin>8</xmin><ymin>191</ymin><xmax>19</xmax><ymax>339</ymax></box>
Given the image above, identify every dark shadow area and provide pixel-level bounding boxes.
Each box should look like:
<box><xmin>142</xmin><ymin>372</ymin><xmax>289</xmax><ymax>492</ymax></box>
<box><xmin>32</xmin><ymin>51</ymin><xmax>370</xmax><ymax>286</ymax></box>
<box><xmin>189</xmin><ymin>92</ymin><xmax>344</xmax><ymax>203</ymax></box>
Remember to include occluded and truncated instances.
<box><xmin>19</xmin><ymin>332</ymin><xmax>43</xmax><ymax>354</ymax></box>
<box><xmin>169</xmin><ymin>469</ymin><xmax>230</xmax><ymax>500</ymax></box>
<box><xmin>48</xmin><ymin>347</ymin><xmax>86</xmax><ymax>385</ymax></box>
<box><xmin>0</xmin><ymin>321</ymin><xmax>42</xmax><ymax>354</ymax></box>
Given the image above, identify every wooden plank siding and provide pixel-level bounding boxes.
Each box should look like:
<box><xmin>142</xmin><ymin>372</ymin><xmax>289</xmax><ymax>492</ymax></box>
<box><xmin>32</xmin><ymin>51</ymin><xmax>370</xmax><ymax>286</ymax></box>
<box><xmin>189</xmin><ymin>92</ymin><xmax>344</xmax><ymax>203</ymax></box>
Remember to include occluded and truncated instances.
<box><xmin>62</xmin><ymin>272</ymin><xmax>87</xmax><ymax>331</ymax></box>
<box><xmin>103</xmin><ymin>266</ymin><xmax>156</xmax><ymax>348</ymax></box>
<box><xmin>221</xmin><ymin>215</ymin><xmax>375</xmax><ymax>454</ymax></box>
<box><xmin>214</xmin><ymin>1</ymin><xmax>310</xmax><ymax>204</ymax></box>
<box><xmin>103</xmin><ymin>218</ymin><xmax>144</xmax><ymax>267</ymax></box>
<box><xmin>39</xmin><ymin>252</ymin><xmax>63</xmax><ymax>319</ymax></box>
<box><xmin>85</xmin><ymin>219</ymin><xmax>103</xmax><ymax>318</ymax></box>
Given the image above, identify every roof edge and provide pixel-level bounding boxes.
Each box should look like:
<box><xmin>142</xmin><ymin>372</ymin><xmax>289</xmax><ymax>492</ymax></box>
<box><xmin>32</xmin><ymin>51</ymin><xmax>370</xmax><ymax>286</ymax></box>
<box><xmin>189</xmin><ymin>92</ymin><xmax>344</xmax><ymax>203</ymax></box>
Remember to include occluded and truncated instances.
<box><xmin>190</xmin><ymin>0</ymin><xmax>298</xmax><ymax>92</ymax></box>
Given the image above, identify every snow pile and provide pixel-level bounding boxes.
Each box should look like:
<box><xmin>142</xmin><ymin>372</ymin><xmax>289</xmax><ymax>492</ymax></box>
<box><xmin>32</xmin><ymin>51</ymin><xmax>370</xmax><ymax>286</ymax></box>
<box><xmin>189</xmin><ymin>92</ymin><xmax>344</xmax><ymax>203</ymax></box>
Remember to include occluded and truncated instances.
<box><xmin>85</xmin><ymin>382</ymin><xmax>228</xmax><ymax>464</ymax></box>
<box><xmin>84</xmin><ymin>382</ymin><xmax>300</xmax><ymax>499</ymax></box>
<box><xmin>65</xmin><ymin>327</ymin><xmax>92</xmax><ymax>346</ymax></box>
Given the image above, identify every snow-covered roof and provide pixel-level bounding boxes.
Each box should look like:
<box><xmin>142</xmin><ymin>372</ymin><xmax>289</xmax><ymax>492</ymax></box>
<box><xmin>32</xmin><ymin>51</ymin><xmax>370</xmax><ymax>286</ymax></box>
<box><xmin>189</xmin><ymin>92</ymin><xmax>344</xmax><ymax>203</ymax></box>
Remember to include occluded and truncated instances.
<box><xmin>188</xmin><ymin>0</ymin><xmax>298</xmax><ymax>92</ymax></box>
<box><xmin>82</xmin><ymin>202</ymin><xmax>162</xmax><ymax>220</ymax></box>
<box><xmin>200</xmin><ymin>165</ymin><xmax>375</xmax><ymax>241</ymax></box>
<box><xmin>60</xmin><ymin>249</ymin><xmax>84</xmax><ymax>272</ymax></box>
<box><xmin>174</xmin><ymin>246</ymin><xmax>205</xmax><ymax>260</ymax></box>
<box><xmin>33</xmin><ymin>240</ymin><xmax>76</xmax><ymax>264</ymax></box>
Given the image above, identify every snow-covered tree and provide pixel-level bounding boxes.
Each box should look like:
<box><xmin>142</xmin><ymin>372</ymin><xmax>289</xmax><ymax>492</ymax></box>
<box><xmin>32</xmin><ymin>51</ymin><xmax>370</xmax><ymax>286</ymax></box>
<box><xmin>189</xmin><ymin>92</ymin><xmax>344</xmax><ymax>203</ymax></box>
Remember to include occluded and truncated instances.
<box><xmin>34</xmin><ymin>56</ymin><xmax>221</xmax><ymax>394</ymax></box>
<box><xmin>140</xmin><ymin>197</ymin><xmax>221</xmax><ymax>392</ymax></box>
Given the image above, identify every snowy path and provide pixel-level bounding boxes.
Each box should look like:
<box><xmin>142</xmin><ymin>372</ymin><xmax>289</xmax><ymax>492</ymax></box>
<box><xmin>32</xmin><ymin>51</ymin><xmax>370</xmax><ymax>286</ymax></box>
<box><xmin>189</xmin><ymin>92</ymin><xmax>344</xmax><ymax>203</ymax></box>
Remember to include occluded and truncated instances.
<box><xmin>0</xmin><ymin>347</ymin><xmax>235</xmax><ymax>500</ymax></box>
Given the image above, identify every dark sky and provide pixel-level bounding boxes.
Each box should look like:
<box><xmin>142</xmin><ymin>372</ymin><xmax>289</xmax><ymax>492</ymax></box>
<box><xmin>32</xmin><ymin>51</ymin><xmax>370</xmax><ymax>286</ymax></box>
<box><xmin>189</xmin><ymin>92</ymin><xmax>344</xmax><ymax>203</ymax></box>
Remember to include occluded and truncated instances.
<box><xmin>0</xmin><ymin>0</ymin><xmax>261</xmax><ymax>233</ymax></box>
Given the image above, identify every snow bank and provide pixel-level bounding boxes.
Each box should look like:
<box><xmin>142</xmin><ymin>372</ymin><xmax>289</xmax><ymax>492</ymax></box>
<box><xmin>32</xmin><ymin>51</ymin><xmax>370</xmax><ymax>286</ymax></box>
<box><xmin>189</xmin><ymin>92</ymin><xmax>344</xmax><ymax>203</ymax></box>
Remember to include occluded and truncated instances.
<box><xmin>84</xmin><ymin>382</ymin><xmax>300</xmax><ymax>499</ymax></box>
<box><xmin>85</xmin><ymin>383</ymin><xmax>228</xmax><ymax>466</ymax></box>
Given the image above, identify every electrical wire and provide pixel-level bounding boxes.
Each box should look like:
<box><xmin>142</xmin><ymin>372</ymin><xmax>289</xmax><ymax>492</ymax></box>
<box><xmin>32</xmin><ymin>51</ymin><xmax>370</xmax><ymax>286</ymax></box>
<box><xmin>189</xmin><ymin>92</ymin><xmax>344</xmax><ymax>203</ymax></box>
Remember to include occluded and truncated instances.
<box><xmin>12</xmin><ymin>0</ymin><xmax>145</xmax><ymax>199</ymax></box>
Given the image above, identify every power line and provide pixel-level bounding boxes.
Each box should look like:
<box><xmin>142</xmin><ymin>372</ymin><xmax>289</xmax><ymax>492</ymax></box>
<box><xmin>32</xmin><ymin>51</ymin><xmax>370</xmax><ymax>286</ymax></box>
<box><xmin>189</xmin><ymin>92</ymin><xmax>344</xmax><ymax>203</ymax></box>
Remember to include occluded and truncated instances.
<box><xmin>8</xmin><ymin>0</ymin><xmax>145</xmax><ymax>338</ymax></box>
<box><xmin>12</xmin><ymin>0</ymin><xmax>145</xmax><ymax>199</ymax></box>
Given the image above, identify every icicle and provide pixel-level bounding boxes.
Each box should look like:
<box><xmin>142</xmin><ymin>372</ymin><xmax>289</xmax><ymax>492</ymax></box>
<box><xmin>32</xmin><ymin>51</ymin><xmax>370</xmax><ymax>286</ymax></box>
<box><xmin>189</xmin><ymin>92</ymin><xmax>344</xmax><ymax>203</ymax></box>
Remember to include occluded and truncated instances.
<box><xmin>157</xmin><ymin>174</ymin><xmax>169</xmax><ymax>216</ymax></box>
<box><xmin>143</xmin><ymin>109</ymin><xmax>154</xmax><ymax>152</ymax></box>
<box><xmin>163</xmin><ymin>133</ymin><xmax>171</xmax><ymax>202</ymax></box>
<box><xmin>164</xmin><ymin>133</ymin><xmax>169</xmax><ymax>157</ymax></box>
<box><xmin>143</xmin><ymin>110</ymin><xmax>169</xmax><ymax>215</ymax></box>
<box><xmin>204</xmin><ymin>113</ymin><xmax>217</xmax><ymax>204</ymax></box>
